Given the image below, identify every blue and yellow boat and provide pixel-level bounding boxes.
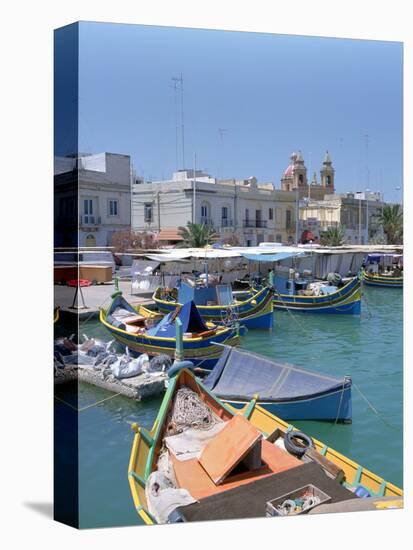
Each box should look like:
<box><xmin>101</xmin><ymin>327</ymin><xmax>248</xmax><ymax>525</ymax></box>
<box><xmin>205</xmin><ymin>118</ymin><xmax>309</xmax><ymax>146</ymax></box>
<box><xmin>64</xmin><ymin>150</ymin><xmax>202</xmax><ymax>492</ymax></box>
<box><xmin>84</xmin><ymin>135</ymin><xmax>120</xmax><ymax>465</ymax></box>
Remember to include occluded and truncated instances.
<box><xmin>100</xmin><ymin>292</ymin><xmax>240</xmax><ymax>369</ymax></box>
<box><xmin>362</xmin><ymin>270</ymin><xmax>403</xmax><ymax>288</ymax></box>
<box><xmin>153</xmin><ymin>282</ymin><xmax>274</xmax><ymax>330</ymax></box>
<box><xmin>362</xmin><ymin>253</ymin><xmax>403</xmax><ymax>288</ymax></box>
<box><xmin>128</xmin><ymin>368</ymin><xmax>402</xmax><ymax>525</ymax></box>
<box><xmin>271</xmin><ymin>274</ymin><xmax>362</xmax><ymax>314</ymax></box>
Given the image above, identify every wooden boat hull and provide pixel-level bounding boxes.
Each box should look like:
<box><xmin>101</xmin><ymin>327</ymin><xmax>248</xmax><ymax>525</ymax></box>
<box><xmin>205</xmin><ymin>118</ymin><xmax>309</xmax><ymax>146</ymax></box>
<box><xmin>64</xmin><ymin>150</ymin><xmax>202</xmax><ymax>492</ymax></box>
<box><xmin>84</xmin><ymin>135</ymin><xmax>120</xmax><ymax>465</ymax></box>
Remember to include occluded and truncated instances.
<box><xmin>273</xmin><ymin>275</ymin><xmax>362</xmax><ymax>314</ymax></box>
<box><xmin>128</xmin><ymin>369</ymin><xmax>402</xmax><ymax>525</ymax></box>
<box><xmin>100</xmin><ymin>309</ymin><xmax>239</xmax><ymax>370</ymax></box>
<box><xmin>362</xmin><ymin>270</ymin><xmax>403</xmax><ymax>288</ymax></box>
<box><xmin>223</xmin><ymin>383</ymin><xmax>352</xmax><ymax>423</ymax></box>
<box><xmin>153</xmin><ymin>285</ymin><xmax>274</xmax><ymax>330</ymax></box>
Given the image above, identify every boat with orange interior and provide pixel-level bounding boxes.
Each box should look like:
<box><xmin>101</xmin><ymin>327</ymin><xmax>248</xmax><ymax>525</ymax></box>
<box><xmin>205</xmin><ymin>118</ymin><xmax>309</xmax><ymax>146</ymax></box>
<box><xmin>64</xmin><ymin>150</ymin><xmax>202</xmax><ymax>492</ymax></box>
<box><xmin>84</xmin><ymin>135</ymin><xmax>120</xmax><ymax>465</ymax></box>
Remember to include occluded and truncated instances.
<box><xmin>128</xmin><ymin>368</ymin><xmax>402</xmax><ymax>524</ymax></box>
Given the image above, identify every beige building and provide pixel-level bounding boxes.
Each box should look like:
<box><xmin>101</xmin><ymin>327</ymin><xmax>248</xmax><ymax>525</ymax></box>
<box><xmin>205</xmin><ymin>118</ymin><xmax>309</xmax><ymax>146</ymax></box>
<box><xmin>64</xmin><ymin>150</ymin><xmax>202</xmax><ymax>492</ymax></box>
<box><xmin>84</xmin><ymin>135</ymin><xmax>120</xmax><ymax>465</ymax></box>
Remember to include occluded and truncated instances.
<box><xmin>54</xmin><ymin>152</ymin><xmax>132</xmax><ymax>247</ymax></box>
<box><xmin>300</xmin><ymin>192</ymin><xmax>384</xmax><ymax>244</ymax></box>
<box><xmin>132</xmin><ymin>170</ymin><xmax>298</xmax><ymax>246</ymax></box>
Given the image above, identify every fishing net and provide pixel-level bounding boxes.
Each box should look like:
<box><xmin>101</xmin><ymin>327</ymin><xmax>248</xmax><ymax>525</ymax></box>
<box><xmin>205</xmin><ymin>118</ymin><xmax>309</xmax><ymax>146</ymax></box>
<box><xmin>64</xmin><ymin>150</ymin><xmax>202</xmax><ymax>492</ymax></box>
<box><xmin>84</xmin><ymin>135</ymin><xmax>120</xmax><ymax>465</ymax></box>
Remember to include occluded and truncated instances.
<box><xmin>165</xmin><ymin>386</ymin><xmax>221</xmax><ymax>437</ymax></box>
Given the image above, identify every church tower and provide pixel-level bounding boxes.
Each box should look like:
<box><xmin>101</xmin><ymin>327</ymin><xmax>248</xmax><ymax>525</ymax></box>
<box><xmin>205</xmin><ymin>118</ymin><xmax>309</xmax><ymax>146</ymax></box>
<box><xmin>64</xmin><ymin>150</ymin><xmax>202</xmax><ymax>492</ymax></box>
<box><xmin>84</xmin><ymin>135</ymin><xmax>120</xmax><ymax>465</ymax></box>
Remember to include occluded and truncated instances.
<box><xmin>320</xmin><ymin>150</ymin><xmax>335</xmax><ymax>193</ymax></box>
<box><xmin>292</xmin><ymin>150</ymin><xmax>307</xmax><ymax>189</ymax></box>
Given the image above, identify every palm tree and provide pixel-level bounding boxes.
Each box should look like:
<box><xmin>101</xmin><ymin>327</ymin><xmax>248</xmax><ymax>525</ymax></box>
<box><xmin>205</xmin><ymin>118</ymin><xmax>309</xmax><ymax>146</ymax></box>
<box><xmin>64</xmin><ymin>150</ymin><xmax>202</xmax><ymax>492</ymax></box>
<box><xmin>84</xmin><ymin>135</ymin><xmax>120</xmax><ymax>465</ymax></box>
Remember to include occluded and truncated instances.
<box><xmin>375</xmin><ymin>204</ymin><xmax>403</xmax><ymax>244</ymax></box>
<box><xmin>320</xmin><ymin>225</ymin><xmax>346</xmax><ymax>247</ymax></box>
<box><xmin>177</xmin><ymin>222</ymin><xmax>215</xmax><ymax>247</ymax></box>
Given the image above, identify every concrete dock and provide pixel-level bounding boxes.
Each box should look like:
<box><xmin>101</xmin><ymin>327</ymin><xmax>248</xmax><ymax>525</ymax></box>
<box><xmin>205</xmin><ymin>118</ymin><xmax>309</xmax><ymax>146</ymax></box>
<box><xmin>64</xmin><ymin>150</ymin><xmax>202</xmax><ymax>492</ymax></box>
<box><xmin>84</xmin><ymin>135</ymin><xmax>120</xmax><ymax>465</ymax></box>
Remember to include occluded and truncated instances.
<box><xmin>54</xmin><ymin>362</ymin><xmax>167</xmax><ymax>401</ymax></box>
<box><xmin>55</xmin><ymin>280</ymin><xmax>154</xmax><ymax>320</ymax></box>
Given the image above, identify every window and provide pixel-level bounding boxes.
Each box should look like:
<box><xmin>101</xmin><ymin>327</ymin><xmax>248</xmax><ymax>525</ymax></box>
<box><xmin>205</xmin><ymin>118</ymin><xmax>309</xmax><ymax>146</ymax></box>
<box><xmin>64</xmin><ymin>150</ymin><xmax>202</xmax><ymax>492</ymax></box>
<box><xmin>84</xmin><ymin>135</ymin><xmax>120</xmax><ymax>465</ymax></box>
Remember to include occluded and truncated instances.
<box><xmin>276</xmin><ymin>234</ymin><xmax>282</xmax><ymax>242</ymax></box>
<box><xmin>144</xmin><ymin>202</ymin><xmax>153</xmax><ymax>222</ymax></box>
<box><xmin>286</xmin><ymin>210</ymin><xmax>292</xmax><ymax>228</ymax></box>
<box><xmin>201</xmin><ymin>202</ymin><xmax>211</xmax><ymax>223</ymax></box>
<box><xmin>326</xmin><ymin>175</ymin><xmax>332</xmax><ymax>186</ymax></box>
<box><xmin>245</xmin><ymin>208</ymin><xmax>249</xmax><ymax>221</ymax></box>
<box><xmin>269</xmin><ymin>208</ymin><xmax>273</xmax><ymax>220</ymax></box>
<box><xmin>84</xmin><ymin>199</ymin><xmax>93</xmax><ymax>215</ymax></box>
<box><xmin>222</xmin><ymin>206</ymin><xmax>228</xmax><ymax>220</ymax></box>
<box><xmin>109</xmin><ymin>199</ymin><xmax>119</xmax><ymax>217</ymax></box>
<box><xmin>83</xmin><ymin>199</ymin><xmax>94</xmax><ymax>224</ymax></box>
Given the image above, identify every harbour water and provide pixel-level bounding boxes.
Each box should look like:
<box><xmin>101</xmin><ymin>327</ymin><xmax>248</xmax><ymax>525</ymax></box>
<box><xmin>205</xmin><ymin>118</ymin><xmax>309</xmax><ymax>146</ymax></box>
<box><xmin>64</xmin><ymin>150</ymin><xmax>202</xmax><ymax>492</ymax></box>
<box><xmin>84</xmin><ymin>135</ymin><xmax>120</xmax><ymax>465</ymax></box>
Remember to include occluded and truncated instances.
<box><xmin>56</xmin><ymin>286</ymin><xmax>403</xmax><ymax>528</ymax></box>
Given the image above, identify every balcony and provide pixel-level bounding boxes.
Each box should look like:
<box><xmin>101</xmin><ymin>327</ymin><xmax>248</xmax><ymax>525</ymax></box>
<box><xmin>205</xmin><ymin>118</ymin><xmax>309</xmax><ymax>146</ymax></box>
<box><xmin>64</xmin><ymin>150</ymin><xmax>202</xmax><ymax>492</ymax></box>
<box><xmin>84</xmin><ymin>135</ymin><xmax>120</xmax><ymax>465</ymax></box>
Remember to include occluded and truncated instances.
<box><xmin>80</xmin><ymin>215</ymin><xmax>101</xmax><ymax>225</ymax></box>
<box><xmin>243</xmin><ymin>219</ymin><xmax>267</xmax><ymax>228</ymax></box>
<box><xmin>200</xmin><ymin>218</ymin><xmax>214</xmax><ymax>227</ymax></box>
<box><xmin>220</xmin><ymin>218</ymin><xmax>233</xmax><ymax>228</ymax></box>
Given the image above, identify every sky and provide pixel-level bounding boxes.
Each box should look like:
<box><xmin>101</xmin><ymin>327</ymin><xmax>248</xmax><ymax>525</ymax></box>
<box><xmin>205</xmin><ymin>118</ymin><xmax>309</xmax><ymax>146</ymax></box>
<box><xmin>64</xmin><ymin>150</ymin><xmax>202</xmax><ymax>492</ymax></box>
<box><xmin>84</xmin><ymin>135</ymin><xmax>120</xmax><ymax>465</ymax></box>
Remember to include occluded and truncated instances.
<box><xmin>73</xmin><ymin>22</ymin><xmax>402</xmax><ymax>202</ymax></box>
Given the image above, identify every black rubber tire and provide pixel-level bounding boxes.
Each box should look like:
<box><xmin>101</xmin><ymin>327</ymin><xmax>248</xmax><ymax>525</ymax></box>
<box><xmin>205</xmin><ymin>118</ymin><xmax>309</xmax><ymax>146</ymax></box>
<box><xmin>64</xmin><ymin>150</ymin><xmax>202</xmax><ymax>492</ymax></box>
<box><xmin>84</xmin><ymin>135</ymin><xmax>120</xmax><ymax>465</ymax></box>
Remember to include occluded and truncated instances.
<box><xmin>284</xmin><ymin>431</ymin><xmax>314</xmax><ymax>458</ymax></box>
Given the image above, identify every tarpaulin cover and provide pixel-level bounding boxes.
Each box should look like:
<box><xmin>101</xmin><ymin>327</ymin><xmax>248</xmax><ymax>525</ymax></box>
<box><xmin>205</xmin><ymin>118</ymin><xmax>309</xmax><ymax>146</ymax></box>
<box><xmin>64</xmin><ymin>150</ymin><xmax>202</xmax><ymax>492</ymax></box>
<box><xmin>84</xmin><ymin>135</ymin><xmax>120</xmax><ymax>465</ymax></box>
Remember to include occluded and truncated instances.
<box><xmin>241</xmin><ymin>251</ymin><xmax>306</xmax><ymax>263</ymax></box>
<box><xmin>203</xmin><ymin>346</ymin><xmax>345</xmax><ymax>401</ymax></box>
<box><xmin>178</xmin><ymin>282</ymin><xmax>234</xmax><ymax>306</ymax></box>
<box><xmin>146</xmin><ymin>300</ymin><xmax>209</xmax><ymax>338</ymax></box>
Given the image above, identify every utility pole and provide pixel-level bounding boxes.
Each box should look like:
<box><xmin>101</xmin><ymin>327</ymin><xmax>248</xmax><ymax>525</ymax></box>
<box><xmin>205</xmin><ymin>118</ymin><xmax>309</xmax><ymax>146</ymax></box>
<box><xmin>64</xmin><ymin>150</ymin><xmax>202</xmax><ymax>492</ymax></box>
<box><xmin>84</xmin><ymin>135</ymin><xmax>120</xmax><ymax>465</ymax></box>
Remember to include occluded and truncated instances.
<box><xmin>295</xmin><ymin>185</ymin><xmax>299</xmax><ymax>245</ymax></box>
<box><xmin>157</xmin><ymin>191</ymin><xmax>161</xmax><ymax>231</ymax></box>
<box><xmin>192</xmin><ymin>152</ymin><xmax>197</xmax><ymax>224</ymax></box>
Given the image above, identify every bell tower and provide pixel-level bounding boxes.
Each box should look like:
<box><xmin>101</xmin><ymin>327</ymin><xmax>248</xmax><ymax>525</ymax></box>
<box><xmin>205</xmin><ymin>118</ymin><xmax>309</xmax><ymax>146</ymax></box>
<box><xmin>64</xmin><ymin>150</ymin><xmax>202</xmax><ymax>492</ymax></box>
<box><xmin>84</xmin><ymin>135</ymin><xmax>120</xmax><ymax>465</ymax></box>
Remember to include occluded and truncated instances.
<box><xmin>320</xmin><ymin>150</ymin><xmax>335</xmax><ymax>193</ymax></box>
<box><xmin>292</xmin><ymin>150</ymin><xmax>307</xmax><ymax>190</ymax></box>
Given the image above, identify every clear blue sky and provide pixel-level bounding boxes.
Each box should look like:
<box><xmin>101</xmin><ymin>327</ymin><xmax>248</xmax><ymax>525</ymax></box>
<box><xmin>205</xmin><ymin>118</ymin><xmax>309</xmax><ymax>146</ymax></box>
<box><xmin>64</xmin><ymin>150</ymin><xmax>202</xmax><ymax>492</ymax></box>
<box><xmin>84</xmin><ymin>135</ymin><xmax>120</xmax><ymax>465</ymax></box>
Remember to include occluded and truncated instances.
<box><xmin>76</xmin><ymin>22</ymin><xmax>403</xmax><ymax>202</ymax></box>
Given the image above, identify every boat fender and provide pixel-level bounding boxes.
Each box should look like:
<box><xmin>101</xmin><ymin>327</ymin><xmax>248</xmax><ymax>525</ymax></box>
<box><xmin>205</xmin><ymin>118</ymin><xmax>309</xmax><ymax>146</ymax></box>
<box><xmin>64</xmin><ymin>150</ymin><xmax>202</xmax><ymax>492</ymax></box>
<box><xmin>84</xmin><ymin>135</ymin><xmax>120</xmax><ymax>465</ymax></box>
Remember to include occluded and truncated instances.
<box><xmin>284</xmin><ymin>431</ymin><xmax>314</xmax><ymax>458</ymax></box>
<box><xmin>167</xmin><ymin>361</ymin><xmax>196</xmax><ymax>378</ymax></box>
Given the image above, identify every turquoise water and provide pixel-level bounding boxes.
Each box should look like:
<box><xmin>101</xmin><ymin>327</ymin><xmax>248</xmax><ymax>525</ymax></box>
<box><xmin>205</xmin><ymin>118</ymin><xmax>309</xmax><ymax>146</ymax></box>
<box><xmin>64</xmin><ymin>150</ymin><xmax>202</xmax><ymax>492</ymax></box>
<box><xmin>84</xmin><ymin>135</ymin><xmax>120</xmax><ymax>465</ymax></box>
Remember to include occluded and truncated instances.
<box><xmin>56</xmin><ymin>286</ymin><xmax>403</xmax><ymax>528</ymax></box>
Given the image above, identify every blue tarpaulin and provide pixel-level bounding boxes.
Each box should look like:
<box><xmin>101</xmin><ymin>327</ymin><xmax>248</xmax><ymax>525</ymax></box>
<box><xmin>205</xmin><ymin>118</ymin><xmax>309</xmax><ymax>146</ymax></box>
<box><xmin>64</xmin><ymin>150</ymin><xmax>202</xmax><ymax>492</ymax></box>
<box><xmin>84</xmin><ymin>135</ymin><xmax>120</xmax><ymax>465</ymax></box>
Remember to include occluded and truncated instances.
<box><xmin>147</xmin><ymin>300</ymin><xmax>209</xmax><ymax>338</ymax></box>
<box><xmin>204</xmin><ymin>346</ymin><xmax>345</xmax><ymax>401</ymax></box>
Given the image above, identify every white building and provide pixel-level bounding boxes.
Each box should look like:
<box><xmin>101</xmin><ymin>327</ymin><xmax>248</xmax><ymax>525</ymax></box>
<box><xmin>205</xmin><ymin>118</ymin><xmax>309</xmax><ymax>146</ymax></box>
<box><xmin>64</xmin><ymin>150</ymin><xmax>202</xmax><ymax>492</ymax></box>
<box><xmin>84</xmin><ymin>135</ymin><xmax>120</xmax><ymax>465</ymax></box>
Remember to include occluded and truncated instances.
<box><xmin>132</xmin><ymin>170</ymin><xmax>298</xmax><ymax>246</ymax></box>
<box><xmin>54</xmin><ymin>152</ymin><xmax>132</xmax><ymax>247</ymax></box>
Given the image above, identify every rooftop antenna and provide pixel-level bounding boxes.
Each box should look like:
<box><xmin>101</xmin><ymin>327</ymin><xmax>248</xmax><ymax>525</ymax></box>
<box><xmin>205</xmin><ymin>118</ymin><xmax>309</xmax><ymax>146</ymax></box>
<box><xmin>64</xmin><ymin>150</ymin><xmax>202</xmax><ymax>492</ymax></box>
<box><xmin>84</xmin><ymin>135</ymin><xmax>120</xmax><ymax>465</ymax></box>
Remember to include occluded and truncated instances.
<box><xmin>172</xmin><ymin>74</ymin><xmax>185</xmax><ymax>169</ymax></box>
<box><xmin>218</xmin><ymin>128</ymin><xmax>228</xmax><ymax>178</ymax></box>
<box><xmin>170</xmin><ymin>78</ymin><xmax>179</xmax><ymax>170</ymax></box>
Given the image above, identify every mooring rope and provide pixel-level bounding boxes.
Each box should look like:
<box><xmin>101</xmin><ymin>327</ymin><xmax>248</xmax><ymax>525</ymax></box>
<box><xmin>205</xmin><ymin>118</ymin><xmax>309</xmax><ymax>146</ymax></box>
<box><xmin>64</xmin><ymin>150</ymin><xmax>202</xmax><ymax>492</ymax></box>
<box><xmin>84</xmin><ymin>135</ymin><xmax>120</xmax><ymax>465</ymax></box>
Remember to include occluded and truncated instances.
<box><xmin>54</xmin><ymin>391</ymin><xmax>124</xmax><ymax>412</ymax></box>
<box><xmin>352</xmin><ymin>383</ymin><xmax>397</xmax><ymax>430</ymax></box>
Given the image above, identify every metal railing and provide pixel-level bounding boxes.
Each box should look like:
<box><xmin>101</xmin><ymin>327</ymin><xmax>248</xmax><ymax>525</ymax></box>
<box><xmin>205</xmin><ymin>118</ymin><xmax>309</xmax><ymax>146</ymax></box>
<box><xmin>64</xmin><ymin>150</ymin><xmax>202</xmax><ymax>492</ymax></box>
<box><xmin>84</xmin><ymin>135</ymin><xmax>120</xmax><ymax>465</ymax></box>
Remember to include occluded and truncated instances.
<box><xmin>80</xmin><ymin>215</ymin><xmax>101</xmax><ymax>225</ymax></box>
<box><xmin>243</xmin><ymin>219</ymin><xmax>267</xmax><ymax>228</ymax></box>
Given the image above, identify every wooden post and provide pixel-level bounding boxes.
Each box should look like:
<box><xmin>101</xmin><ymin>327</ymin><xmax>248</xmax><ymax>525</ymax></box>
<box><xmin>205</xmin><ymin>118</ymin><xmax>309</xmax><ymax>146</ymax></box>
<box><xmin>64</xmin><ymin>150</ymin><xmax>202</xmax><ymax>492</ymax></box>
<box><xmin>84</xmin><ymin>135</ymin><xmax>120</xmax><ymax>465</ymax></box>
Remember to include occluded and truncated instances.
<box><xmin>175</xmin><ymin>317</ymin><xmax>183</xmax><ymax>362</ymax></box>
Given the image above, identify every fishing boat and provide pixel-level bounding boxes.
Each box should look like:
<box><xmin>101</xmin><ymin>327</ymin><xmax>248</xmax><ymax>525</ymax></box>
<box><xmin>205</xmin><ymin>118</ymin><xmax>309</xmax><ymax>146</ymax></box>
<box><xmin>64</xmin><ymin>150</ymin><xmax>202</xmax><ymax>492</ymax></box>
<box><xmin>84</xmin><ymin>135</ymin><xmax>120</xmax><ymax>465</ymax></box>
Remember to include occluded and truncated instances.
<box><xmin>100</xmin><ymin>292</ymin><xmax>240</xmax><ymax>369</ymax></box>
<box><xmin>270</xmin><ymin>273</ymin><xmax>362</xmax><ymax>314</ymax></box>
<box><xmin>362</xmin><ymin>253</ymin><xmax>403</xmax><ymax>288</ymax></box>
<box><xmin>153</xmin><ymin>281</ymin><xmax>274</xmax><ymax>330</ymax></box>
<box><xmin>203</xmin><ymin>346</ymin><xmax>352</xmax><ymax>422</ymax></box>
<box><xmin>128</xmin><ymin>368</ymin><xmax>402</xmax><ymax>525</ymax></box>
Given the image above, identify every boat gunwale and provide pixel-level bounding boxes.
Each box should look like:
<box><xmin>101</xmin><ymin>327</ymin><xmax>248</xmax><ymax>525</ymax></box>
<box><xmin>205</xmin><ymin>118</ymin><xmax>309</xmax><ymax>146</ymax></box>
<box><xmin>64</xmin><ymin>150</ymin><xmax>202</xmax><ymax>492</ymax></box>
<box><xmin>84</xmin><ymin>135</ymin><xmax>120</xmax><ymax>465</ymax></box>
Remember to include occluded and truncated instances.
<box><xmin>153</xmin><ymin>284</ymin><xmax>272</xmax><ymax>311</ymax></box>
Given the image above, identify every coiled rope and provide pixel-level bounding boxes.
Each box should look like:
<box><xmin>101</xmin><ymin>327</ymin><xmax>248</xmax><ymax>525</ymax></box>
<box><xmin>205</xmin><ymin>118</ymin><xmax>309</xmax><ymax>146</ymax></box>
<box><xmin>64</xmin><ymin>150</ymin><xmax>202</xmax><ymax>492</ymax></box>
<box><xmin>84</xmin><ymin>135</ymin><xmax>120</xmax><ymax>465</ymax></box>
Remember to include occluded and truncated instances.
<box><xmin>165</xmin><ymin>387</ymin><xmax>220</xmax><ymax>437</ymax></box>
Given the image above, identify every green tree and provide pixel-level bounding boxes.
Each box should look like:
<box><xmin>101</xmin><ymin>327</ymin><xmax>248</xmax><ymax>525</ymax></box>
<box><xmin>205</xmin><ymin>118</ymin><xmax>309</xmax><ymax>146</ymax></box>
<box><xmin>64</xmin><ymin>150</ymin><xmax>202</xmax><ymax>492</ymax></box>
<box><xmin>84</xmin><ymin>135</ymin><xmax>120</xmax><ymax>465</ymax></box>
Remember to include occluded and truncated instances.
<box><xmin>177</xmin><ymin>222</ymin><xmax>216</xmax><ymax>247</ymax></box>
<box><xmin>320</xmin><ymin>225</ymin><xmax>346</xmax><ymax>247</ymax></box>
<box><xmin>375</xmin><ymin>204</ymin><xmax>403</xmax><ymax>244</ymax></box>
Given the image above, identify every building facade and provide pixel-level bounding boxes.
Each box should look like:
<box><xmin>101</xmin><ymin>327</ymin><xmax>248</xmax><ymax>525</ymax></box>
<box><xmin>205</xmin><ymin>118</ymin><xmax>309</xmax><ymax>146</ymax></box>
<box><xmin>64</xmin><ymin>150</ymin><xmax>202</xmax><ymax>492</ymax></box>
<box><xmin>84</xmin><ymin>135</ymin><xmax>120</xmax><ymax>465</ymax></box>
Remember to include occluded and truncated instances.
<box><xmin>132</xmin><ymin>170</ymin><xmax>298</xmax><ymax>246</ymax></box>
<box><xmin>281</xmin><ymin>151</ymin><xmax>335</xmax><ymax>200</ymax></box>
<box><xmin>299</xmin><ymin>192</ymin><xmax>385</xmax><ymax>244</ymax></box>
<box><xmin>54</xmin><ymin>152</ymin><xmax>132</xmax><ymax>247</ymax></box>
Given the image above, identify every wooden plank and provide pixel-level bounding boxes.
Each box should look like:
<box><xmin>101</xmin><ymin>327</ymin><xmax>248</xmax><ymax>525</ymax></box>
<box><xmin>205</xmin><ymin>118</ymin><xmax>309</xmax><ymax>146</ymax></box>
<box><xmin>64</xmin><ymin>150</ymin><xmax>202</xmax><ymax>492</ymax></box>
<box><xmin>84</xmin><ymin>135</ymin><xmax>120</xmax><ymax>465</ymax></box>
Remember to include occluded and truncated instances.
<box><xmin>199</xmin><ymin>415</ymin><xmax>262</xmax><ymax>485</ymax></box>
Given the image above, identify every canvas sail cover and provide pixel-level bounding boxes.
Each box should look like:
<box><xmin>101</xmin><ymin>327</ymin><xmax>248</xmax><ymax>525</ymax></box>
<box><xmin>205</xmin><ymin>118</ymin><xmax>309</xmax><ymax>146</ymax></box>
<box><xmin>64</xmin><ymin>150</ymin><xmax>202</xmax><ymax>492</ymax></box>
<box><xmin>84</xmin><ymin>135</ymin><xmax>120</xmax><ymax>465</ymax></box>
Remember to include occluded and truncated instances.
<box><xmin>203</xmin><ymin>346</ymin><xmax>346</xmax><ymax>402</ymax></box>
<box><xmin>147</xmin><ymin>300</ymin><xmax>209</xmax><ymax>338</ymax></box>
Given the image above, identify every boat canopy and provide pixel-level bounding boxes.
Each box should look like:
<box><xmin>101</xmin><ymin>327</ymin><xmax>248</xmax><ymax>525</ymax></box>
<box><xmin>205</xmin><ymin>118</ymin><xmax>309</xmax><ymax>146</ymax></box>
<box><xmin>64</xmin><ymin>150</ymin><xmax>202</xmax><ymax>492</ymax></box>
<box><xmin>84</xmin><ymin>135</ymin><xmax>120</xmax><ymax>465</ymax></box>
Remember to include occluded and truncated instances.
<box><xmin>178</xmin><ymin>282</ymin><xmax>233</xmax><ymax>306</ymax></box>
<box><xmin>241</xmin><ymin>251</ymin><xmax>306</xmax><ymax>263</ymax></box>
<box><xmin>146</xmin><ymin>300</ymin><xmax>209</xmax><ymax>338</ymax></box>
<box><xmin>204</xmin><ymin>346</ymin><xmax>347</xmax><ymax>401</ymax></box>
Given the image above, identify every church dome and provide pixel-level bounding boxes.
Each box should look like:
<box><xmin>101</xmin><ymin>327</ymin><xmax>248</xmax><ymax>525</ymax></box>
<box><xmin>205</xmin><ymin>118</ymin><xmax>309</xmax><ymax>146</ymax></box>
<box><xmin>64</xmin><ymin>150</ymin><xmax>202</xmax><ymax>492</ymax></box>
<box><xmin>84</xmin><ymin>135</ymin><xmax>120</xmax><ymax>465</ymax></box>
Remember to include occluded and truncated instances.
<box><xmin>283</xmin><ymin>164</ymin><xmax>294</xmax><ymax>177</ymax></box>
